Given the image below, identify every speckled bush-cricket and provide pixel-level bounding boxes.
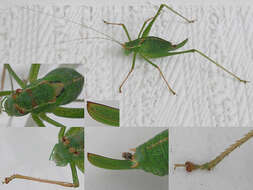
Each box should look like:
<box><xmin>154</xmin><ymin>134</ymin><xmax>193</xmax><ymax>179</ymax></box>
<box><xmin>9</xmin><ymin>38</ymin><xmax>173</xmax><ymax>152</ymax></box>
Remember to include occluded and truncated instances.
<box><xmin>3</xmin><ymin>127</ymin><xmax>84</xmax><ymax>188</ymax></box>
<box><xmin>88</xmin><ymin>129</ymin><xmax>168</xmax><ymax>176</ymax></box>
<box><xmin>0</xmin><ymin>64</ymin><xmax>84</xmax><ymax>127</ymax></box>
<box><xmin>174</xmin><ymin>130</ymin><xmax>253</xmax><ymax>172</ymax></box>
<box><xmin>0</xmin><ymin>64</ymin><xmax>120</xmax><ymax>127</ymax></box>
<box><xmin>22</xmin><ymin>4</ymin><xmax>248</xmax><ymax>95</ymax></box>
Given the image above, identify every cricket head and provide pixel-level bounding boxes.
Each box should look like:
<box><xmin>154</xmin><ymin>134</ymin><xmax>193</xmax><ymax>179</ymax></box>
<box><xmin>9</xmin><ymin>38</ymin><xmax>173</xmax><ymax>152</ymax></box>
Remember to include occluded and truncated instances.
<box><xmin>3</xmin><ymin>95</ymin><xmax>26</xmax><ymax>116</ymax></box>
<box><xmin>122</xmin><ymin>40</ymin><xmax>141</xmax><ymax>55</ymax></box>
<box><xmin>3</xmin><ymin>89</ymin><xmax>28</xmax><ymax>116</ymax></box>
<box><xmin>50</xmin><ymin>143</ymin><xmax>69</xmax><ymax>167</ymax></box>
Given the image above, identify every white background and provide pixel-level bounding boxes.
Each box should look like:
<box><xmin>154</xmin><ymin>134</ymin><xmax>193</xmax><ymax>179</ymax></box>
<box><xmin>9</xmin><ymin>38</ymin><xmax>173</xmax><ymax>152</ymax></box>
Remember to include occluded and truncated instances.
<box><xmin>86</xmin><ymin>127</ymin><xmax>168</xmax><ymax>190</ymax></box>
<box><xmin>170</xmin><ymin>127</ymin><xmax>253</xmax><ymax>190</ymax></box>
<box><xmin>0</xmin><ymin>127</ymin><xmax>84</xmax><ymax>190</ymax></box>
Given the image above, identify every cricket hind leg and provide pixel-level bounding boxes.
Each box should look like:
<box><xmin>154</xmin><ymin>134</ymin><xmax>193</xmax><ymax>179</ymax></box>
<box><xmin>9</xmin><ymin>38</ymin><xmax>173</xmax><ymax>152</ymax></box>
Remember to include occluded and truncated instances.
<box><xmin>119</xmin><ymin>52</ymin><xmax>137</xmax><ymax>93</ymax></box>
<box><xmin>137</xmin><ymin>16</ymin><xmax>154</xmax><ymax>38</ymax></box>
<box><xmin>165</xmin><ymin>49</ymin><xmax>248</xmax><ymax>84</ymax></box>
<box><xmin>141</xmin><ymin>4</ymin><xmax>195</xmax><ymax>38</ymax></box>
<box><xmin>141</xmin><ymin>55</ymin><xmax>176</xmax><ymax>95</ymax></box>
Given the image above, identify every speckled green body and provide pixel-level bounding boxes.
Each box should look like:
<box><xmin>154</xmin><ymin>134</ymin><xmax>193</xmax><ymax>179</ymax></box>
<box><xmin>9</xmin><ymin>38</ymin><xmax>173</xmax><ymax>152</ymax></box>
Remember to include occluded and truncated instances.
<box><xmin>124</xmin><ymin>37</ymin><xmax>188</xmax><ymax>58</ymax></box>
<box><xmin>4</xmin><ymin>68</ymin><xmax>84</xmax><ymax>116</ymax></box>
<box><xmin>133</xmin><ymin>129</ymin><xmax>168</xmax><ymax>176</ymax></box>
<box><xmin>87</xmin><ymin>101</ymin><xmax>120</xmax><ymax>127</ymax></box>
<box><xmin>50</xmin><ymin>127</ymin><xmax>84</xmax><ymax>173</ymax></box>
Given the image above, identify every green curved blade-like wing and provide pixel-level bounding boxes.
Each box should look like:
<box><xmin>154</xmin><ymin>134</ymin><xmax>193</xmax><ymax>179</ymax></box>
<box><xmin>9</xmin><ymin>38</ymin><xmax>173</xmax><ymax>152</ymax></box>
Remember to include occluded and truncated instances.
<box><xmin>87</xmin><ymin>101</ymin><xmax>119</xmax><ymax>127</ymax></box>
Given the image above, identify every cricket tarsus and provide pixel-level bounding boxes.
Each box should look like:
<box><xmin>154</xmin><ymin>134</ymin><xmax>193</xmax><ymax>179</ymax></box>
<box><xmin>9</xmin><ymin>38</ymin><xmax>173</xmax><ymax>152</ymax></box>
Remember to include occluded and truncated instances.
<box><xmin>103</xmin><ymin>20</ymin><xmax>131</xmax><ymax>41</ymax></box>
<box><xmin>3</xmin><ymin>174</ymin><xmax>78</xmax><ymax>187</ymax></box>
<box><xmin>174</xmin><ymin>130</ymin><xmax>253</xmax><ymax>172</ymax></box>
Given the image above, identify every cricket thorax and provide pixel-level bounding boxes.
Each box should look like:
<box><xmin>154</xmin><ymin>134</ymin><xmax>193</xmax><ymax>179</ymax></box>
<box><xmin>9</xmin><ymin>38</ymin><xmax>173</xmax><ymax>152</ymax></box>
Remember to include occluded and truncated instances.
<box><xmin>4</xmin><ymin>81</ymin><xmax>63</xmax><ymax>116</ymax></box>
<box><xmin>50</xmin><ymin>128</ymin><xmax>84</xmax><ymax>169</ymax></box>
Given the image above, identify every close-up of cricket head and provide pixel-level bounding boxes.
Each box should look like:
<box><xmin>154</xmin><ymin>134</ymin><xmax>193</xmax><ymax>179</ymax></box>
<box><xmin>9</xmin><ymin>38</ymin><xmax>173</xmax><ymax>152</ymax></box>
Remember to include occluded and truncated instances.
<box><xmin>0</xmin><ymin>64</ymin><xmax>85</xmax><ymax>127</ymax></box>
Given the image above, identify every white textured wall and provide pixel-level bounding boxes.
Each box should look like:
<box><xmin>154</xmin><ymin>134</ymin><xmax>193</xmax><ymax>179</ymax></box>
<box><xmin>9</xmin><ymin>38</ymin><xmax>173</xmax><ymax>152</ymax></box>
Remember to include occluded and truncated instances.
<box><xmin>1</xmin><ymin>5</ymin><xmax>252</xmax><ymax>127</ymax></box>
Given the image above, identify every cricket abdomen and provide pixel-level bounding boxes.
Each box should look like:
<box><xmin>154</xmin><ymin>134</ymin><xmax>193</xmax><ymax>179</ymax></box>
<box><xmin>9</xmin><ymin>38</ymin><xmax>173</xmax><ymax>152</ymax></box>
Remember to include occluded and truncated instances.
<box><xmin>42</xmin><ymin>68</ymin><xmax>84</xmax><ymax>105</ymax></box>
<box><xmin>134</xmin><ymin>130</ymin><xmax>168</xmax><ymax>176</ymax></box>
<box><xmin>124</xmin><ymin>37</ymin><xmax>188</xmax><ymax>58</ymax></box>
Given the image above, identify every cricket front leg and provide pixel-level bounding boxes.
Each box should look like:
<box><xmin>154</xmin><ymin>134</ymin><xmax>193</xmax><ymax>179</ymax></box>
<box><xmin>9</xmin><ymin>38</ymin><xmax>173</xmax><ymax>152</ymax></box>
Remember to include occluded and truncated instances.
<box><xmin>69</xmin><ymin>162</ymin><xmax>80</xmax><ymax>187</ymax></box>
<box><xmin>4</xmin><ymin>64</ymin><xmax>26</xmax><ymax>88</ymax></box>
<box><xmin>103</xmin><ymin>20</ymin><xmax>132</xmax><ymax>41</ymax></box>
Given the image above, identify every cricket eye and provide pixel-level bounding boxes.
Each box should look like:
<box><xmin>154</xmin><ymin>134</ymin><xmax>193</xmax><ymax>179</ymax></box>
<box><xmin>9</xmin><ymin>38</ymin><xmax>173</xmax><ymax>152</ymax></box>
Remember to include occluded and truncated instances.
<box><xmin>62</xmin><ymin>136</ymin><xmax>70</xmax><ymax>145</ymax></box>
<box><xmin>15</xmin><ymin>89</ymin><xmax>22</xmax><ymax>94</ymax></box>
<box><xmin>74</xmin><ymin>151</ymin><xmax>80</xmax><ymax>156</ymax></box>
<box><xmin>122</xmin><ymin>152</ymin><xmax>133</xmax><ymax>160</ymax></box>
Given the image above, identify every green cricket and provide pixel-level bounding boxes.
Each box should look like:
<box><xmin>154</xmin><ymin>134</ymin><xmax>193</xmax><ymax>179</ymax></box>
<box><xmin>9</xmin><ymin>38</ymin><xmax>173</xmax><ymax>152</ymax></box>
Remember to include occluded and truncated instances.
<box><xmin>103</xmin><ymin>4</ymin><xmax>248</xmax><ymax>94</ymax></box>
<box><xmin>174</xmin><ymin>130</ymin><xmax>253</xmax><ymax>172</ymax></box>
<box><xmin>0</xmin><ymin>64</ymin><xmax>84</xmax><ymax>127</ymax></box>
<box><xmin>88</xmin><ymin>129</ymin><xmax>168</xmax><ymax>176</ymax></box>
<box><xmin>22</xmin><ymin>4</ymin><xmax>248</xmax><ymax>95</ymax></box>
<box><xmin>0</xmin><ymin>64</ymin><xmax>120</xmax><ymax>127</ymax></box>
<box><xmin>3</xmin><ymin>127</ymin><xmax>84</xmax><ymax>188</ymax></box>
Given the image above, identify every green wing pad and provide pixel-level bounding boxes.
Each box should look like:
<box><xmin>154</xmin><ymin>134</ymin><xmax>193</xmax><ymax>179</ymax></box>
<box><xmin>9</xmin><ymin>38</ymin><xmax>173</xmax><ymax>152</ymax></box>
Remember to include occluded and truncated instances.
<box><xmin>87</xmin><ymin>101</ymin><xmax>120</xmax><ymax>127</ymax></box>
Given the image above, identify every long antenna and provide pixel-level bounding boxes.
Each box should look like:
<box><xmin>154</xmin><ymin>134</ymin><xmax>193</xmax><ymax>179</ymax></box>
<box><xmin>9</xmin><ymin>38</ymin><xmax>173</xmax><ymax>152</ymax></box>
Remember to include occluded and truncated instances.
<box><xmin>18</xmin><ymin>6</ymin><xmax>123</xmax><ymax>47</ymax></box>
